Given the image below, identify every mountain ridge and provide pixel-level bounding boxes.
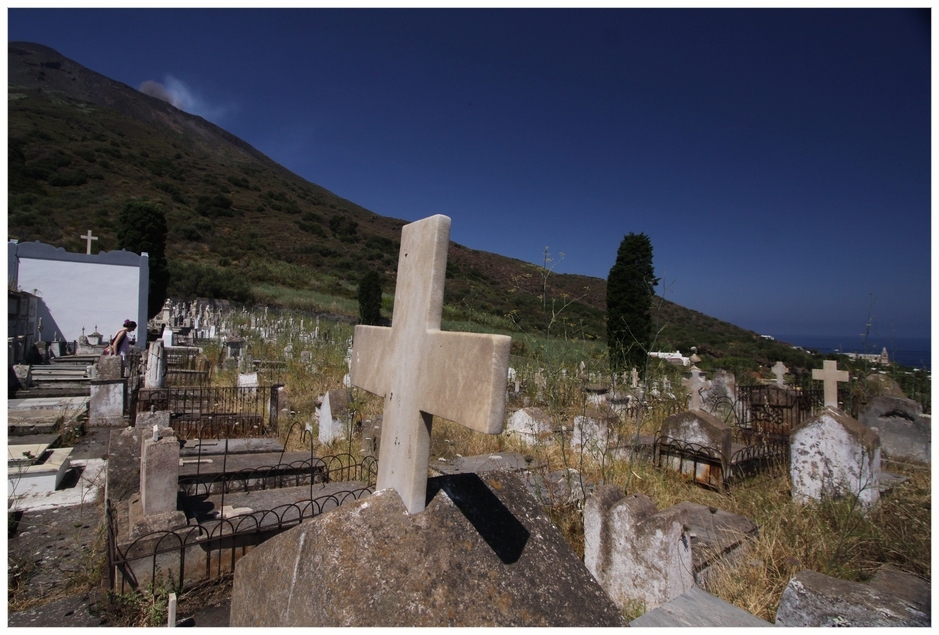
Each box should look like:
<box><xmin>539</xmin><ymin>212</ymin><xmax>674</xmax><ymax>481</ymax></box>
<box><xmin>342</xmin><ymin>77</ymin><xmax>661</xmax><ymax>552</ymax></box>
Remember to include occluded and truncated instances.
<box><xmin>9</xmin><ymin>40</ymin><xmax>806</xmax><ymax>372</ymax></box>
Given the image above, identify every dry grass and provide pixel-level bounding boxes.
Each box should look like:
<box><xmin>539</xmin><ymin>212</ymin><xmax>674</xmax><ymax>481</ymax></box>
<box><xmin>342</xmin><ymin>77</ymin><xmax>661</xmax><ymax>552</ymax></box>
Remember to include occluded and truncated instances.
<box><xmin>172</xmin><ymin>305</ymin><xmax>931</xmax><ymax>623</ymax></box>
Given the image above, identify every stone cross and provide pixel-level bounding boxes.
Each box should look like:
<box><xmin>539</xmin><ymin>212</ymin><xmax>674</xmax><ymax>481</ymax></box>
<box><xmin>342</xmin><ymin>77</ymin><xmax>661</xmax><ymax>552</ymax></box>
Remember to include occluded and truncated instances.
<box><xmin>350</xmin><ymin>215</ymin><xmax>512</xmax><ymax>514</ymax></box>
<box><xmin>80</xmin><ymin>230</ymin><xmax>98</xmax><ymax>255</ymax></box>
<box><xmin>630</xmin><ymin>367</ymin><xmax>639</xmax><ymax>388</ymax></box>
<box><xmin>812</xmin><ymin>360</ymin><xmax>849</xmax><ymax>408</ymax></box>
<box><xmin>681</xmin><ymin>366</ymin><xmax>710</xmax><ymax>411</ymax></box>
<box><xmin>771</xmin><ymin>361</ymin><xmax>788</xmax><ymax>387</ymax></box>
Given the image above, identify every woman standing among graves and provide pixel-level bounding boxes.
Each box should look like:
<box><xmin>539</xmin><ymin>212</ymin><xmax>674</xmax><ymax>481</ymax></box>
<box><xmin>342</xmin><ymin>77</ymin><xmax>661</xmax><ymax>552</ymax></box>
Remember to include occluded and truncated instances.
<box><xmin>105</xmin><ymin>319</ymin><xmax>137</xmax><ymax>361</ymax></box>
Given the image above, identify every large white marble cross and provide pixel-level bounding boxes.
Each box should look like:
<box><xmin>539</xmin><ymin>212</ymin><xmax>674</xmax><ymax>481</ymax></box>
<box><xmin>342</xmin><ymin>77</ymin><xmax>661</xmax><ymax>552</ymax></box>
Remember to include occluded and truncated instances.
<box><xmin>80</xmin><ymin>230</ymin><xmax>98</xmax><ymax>254</ymax></box>
<box><xmin>812</xmin><ymin>360</ymin><xmax>849</xmax><ymax>408</ymax></box>
<box><xmin>350</xmin><ymin>215</ymin><xmax>512</xmax><ymax>514</ymax></box>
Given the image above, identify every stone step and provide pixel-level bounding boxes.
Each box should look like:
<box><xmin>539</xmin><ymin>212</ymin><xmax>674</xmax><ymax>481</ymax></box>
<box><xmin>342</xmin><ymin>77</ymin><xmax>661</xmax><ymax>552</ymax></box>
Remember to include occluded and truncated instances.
<box><xmin>49</xmin><ymin>355</ymin><xmax>99</xmax><ymax>365</ymax></box>
<box><xmin>30</xmin><ymin>368</ymin><xmax>90</xmax><ymax>376</ymax></box>
<box><xmin>629</xmin><ymin>585</ymin><xmax>774</xmax><ymax>627</ymax></box>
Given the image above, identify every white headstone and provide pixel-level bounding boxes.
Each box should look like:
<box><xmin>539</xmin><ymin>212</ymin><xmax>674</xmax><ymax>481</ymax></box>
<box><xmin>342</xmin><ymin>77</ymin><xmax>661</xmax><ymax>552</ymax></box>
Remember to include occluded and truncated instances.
<box><xmin>350</xmin><ymin>215</ymin><xmax>512</xmax><ymax>514</ymax></box>
<box><xmin>681</xmin><ymin>367</ymin><xmax>710</xmax><ymax>411</ymax></box>
<box><xmin>771</xmin><ymin>361</ymin><xmax>789</xmax><ymax>387</ymax></box>
<box><xmin>161</xmin><ymin>325</ymin><xmax>174</xmax><ymax>348</ymax></box>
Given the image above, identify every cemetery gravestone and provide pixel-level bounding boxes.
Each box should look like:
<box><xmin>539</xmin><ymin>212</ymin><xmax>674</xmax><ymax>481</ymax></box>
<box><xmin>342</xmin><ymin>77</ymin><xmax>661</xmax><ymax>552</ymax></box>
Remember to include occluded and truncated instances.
<box><xmin>771</xmin><ymin>361</ymin><xmax>788</xmax><ymax>387</ymax></box>
<box><xmin>584</xmin><ymin>486</ymin><xmax>694</xmax><ymax>612</ymax></box>
<box><xmin>858</xmin><ymin>395</ymin><xmax>930</xmax><ymax>463</ymax></box>
<box><xmin>350</xmin><ymin>215</ymin><xmax>512</xmax><ymax>514</ymax></box>
<box><xmin>790</xmin><ymin>406</ymin><xmax>881</xmax><ymax>508</ymax></box>
<box><xmin>506</xmin><ymin>407</ymin><xmax>556</xmax><ymax>445</ymax></box>
<box><xmin>318</xmin><ymin>388</ymin><xmax>351</xmax><ymax>444</ymax></box>
<box><xmin>681</xmin><ymin>366</ymin><xmax>711</xmax><ymax>411</ymax></box>
<box><xmin>144</xmin><ymin>340</ymin><xmax>166</xmax><ymax>389</ymax></box>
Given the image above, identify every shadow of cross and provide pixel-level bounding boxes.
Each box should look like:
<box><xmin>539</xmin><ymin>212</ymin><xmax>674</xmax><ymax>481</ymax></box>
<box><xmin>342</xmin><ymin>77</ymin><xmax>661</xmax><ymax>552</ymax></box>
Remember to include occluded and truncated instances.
<box><xmin>812</xmin><ymin>359</ymin><xmax>849</xmax><ymax>408</ymax></box>
<box><xmin>350</xmin><ymin>215</ymin><xmax>512</xmax><ymax>514</ymax></box>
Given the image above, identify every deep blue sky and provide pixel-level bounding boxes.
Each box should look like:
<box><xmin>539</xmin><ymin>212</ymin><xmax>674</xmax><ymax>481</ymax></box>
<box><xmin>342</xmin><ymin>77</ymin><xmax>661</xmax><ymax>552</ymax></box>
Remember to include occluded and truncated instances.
<box><xmin>7</xmin><ymin>8</ymin><xmax>932</xmax><ymax>340</ymax></box>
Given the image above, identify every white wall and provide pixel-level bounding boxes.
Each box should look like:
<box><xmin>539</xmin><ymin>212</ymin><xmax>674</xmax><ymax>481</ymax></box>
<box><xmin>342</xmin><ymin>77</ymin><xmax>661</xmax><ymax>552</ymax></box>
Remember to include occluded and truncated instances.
<box><xmin>10</xmin><ymin>241</ymin><xmax>149</xmax><ymax>345</ymax></box>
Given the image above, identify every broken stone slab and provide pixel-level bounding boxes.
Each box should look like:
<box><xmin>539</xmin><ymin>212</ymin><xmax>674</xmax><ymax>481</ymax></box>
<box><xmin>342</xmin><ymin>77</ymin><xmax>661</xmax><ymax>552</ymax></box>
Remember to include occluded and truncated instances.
<box><xmin>859</xmin><ymin>395</ymin><xmax>930</xmax><ymax>464</ymax></box>
<box><xmin>775</xmin><ymin>567</ymin><xmax>930</xmax><ymax>627</ymax></box>
<box><xmin>505</xmin><ymin>407</ymin><xmax>557</xmax><ymax>444</ymax></box>
<box><xmin>667</xmin><ymin>501</ymin><xmax>759</xmax><ymax>587</ymax></box>
<box><xmin>584</xmin><ymin>486</ymin><xmax>694</xmax><ymax>613</ymax></box>
<box><xmin>629</xmin><ymin>585</ymin><xmax>774</xmax><ymax>627</ymax></box>
<box><xmin>229</xmin><ymin>471</ymin><xmax>626</xmax><ymax>627</ymax></box>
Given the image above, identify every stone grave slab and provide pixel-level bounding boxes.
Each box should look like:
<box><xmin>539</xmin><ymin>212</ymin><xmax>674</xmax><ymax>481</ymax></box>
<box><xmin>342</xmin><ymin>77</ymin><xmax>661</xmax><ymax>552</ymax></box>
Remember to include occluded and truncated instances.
<box><xmin>430</xmin><ymin>451</ymin><xmax>534</xmax><ymax>476</ymax></box>
<box><xmin>177</xmin><ymin>450</ymin><xmax>315</xmax><ymax>477</ymax></box>
<box><xmin>667</xmin><ymin>501</ymin><xmax>758</xmax><ymax>586</ymax></box>
<box><xmin>180</xmin><ymin>437</ymin><xmax>285</xmax><ymax>456</ymax></box>
<box><xmin>230</xmin><ymin>471</ymin><xmax>626</xmax><ymax>626</ymax></box>
<box><xmin>859</xmin><ymin>395</ymin><xmax>930</xmax><ymax>463</ymax></box>
<box><xmin>775</xmin><ymin>567</ymin><xmax>929</xmax><ymax>627</ymax></box>
<box><xmin>8</xmin><ymin>443</ymin><xmax>73</xmax><ymax>496</ymax></box>
<box><xmin>9</xmin><ymin>396</ymin><xmax>90</xmax><ymax>411</ymax></box>
<box><xmin>187</xmin><ymin>480</ymin><xmax>369</xmax><ymax>525</ymax></box>
<box><xmin>630</xmin><ymin>585</ymin><xmax>774</xmax><ymax>627</ymax></box>
<box><xmin>8</xmin><ymin>592</ymin><xmax>104</xmax><ymax>627</ymax></box>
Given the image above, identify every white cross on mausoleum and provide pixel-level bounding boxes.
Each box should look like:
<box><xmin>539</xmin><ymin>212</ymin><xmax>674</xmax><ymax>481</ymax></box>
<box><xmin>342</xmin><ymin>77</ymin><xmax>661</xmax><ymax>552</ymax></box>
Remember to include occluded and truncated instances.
<box><xmin>812</xmin><ymin>359</ymin><xmax>849</xmax><ymax>408</ymax></box>
<box><xmin>350</xmin><ymin>215</ymin><xmax>512</xmax><ymax>514</ymax></box>
<box><xmin>80</xmin><ymin>230</ymin><xmax>98</xmax><ymax>255</ymax></box>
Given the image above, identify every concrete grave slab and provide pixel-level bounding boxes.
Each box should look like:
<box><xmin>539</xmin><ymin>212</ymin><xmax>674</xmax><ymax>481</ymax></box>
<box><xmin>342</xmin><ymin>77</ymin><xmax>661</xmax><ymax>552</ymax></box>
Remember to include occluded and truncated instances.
<box><xmin>667</xmin><ymin>501</ymin><xmax>759</xmax><ymax>586</ymax></box>
<box><xmin>630</xmin><ymin>585</ymin><xmax>774</xmax><ymax>627</ymax></box>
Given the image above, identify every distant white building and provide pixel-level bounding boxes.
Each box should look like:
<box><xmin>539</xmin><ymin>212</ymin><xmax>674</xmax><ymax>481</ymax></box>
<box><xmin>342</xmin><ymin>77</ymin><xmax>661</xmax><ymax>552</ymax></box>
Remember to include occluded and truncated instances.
<box><xmin>843</xmin><ymin>347</ymin><xmax>890</xmax><ymax>366</ymax></box>
<box><xmin>649</xmin><ymin>351</ymin><xmax>690</xmax><ymax>367</ymax></box>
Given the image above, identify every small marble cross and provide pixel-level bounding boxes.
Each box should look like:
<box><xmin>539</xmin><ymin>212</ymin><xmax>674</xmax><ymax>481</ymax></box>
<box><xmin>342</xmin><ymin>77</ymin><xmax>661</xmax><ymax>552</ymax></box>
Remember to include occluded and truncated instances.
<box><xmin>350</xmin><ymin>215</ymin><xmax>512</xmax><ymax>514</ymax></box>
<box><xmin>812</xmin><ymin>360</ymin><xmax>849</xmax><ymax>408</ymax></box>
<box><xmin>80</xmin><ymin>230</ymin><xmax>98</xmax><ymax>254</ymax></box>
<box><xmin>771</xmin><ymin>361</ymin><xmax>788</xmax><ymax>387</ymax></box>
<box><xmin>681</xmin><ymin>366</ymin><xmax>710</xmax><ymax>411</ymax></box>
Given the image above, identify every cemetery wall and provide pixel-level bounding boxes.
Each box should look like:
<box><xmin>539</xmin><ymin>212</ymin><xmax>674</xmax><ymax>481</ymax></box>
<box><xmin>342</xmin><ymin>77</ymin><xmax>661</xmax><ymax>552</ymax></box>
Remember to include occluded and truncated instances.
<box><xmin>8</xmin><ymin>240</ymin><xmax>149</xmax><ymax>343</ymax></box>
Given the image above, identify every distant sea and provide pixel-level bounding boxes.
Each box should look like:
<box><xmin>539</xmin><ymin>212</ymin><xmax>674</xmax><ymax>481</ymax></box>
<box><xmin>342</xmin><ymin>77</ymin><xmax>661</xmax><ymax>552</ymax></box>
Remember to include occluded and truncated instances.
<box><xmin>773</xmin><ymin>334</ymin><xmax>931</xmax><ymax>371</ymax></box>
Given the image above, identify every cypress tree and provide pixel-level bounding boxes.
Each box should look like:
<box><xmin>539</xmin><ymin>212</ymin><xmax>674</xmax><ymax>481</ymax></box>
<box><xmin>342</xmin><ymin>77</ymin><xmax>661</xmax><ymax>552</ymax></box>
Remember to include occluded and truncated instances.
<box><xmin>358</xmin><ymin>269</ymin><xmax>383</xmax><ymax>326</ymax></box>
<box><xmin>117</xmin><ymin>200</ymin><xmax>169</xmax><ymax>319</ymax></box>
<box><xmin>606</xmin><ymin>233</ymin><xmax>658</xmax><ymax>375</ymax></box>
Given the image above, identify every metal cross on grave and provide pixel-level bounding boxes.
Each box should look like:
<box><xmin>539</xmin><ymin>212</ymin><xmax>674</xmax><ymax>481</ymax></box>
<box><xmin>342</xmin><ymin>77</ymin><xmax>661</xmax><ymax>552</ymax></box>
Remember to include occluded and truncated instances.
<box><xmin>350</xmin><ymin>215</ymin><xmax>512</xmax><ymax>514</ymax></box>
<box><xmin>80</xmin><ymin>230</ymin><xmax>98</xmax><ymax>255</ymax></box>
<box><xmin>812</xmin><ymin>360</ymin><xmax>849</xmax><ymax>408</ymax></box>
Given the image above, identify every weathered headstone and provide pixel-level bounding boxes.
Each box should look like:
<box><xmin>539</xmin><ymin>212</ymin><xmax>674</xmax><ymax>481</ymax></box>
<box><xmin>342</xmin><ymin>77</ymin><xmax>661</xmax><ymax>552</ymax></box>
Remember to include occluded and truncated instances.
<box><xmin>771</xmin><ymin>361</ymin><xmax>788</xmax><ymax>387</ymax></box>
<box><xmin>657</xmin><ymin>409</ymin><xmax>732</xmax><ymax>488</ymax></box>
<box><xmin>584</xmin><ymin>486</ymin><xmax>694</xmax><ymax>613</ymax></box>
<box><xmin>858</xmin><ymin>395</ymin><xmax>930</xmax><ymax>463</ymax></box>
<box><xmin>318</xmin><ymin>388</ymin><xmax>351</xmax><ymax>444</ymax></box>
<box><xmin>89</xmin><ymin>378</ymin><xmax>125</xmax><ymax>427</ymax></box>
<box><xmin>97</xmin><ymin>354</ymin><xmax>123</xmax><ymax>380</ymax></box>
<box><xmin>812</xmin><ymin>360</ymin><xmax>849</xmax><ymax>408</ymax></box>
<box><xmin>506</xmin><ymin>407</ymin><xmax>556</xmax><ymax>444</ymax></box>
<box><xmin>350</xmin><ymin>215</ymin><xmax>511</xmax><ymax>514</ymax></box>
<box><xmin>144</xmin><ymin>339</ymin><xmax>166</xmax><ymax>389</ymax></box>
<box><xmin>129</xmin><ymin>428</ymin><xmax>187</xmax><ymax>537</ymax></box>
<box><xmin>790</xmin><ymin>406</ymin><xmax>881</xmax><ymax>508</ymax></box>
<box><xmin>230</xmin><ymin>472</ymin><xmax>626</xmax><ymax>626</ymax></box>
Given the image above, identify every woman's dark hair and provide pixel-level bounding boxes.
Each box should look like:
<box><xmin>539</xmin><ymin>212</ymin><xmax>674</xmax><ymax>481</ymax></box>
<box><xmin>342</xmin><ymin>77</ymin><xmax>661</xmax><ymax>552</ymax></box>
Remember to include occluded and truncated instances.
<box><xmin>124</xmin><ymin>320</ymin><xmax>137</xmax><ymax>329</ymax></box>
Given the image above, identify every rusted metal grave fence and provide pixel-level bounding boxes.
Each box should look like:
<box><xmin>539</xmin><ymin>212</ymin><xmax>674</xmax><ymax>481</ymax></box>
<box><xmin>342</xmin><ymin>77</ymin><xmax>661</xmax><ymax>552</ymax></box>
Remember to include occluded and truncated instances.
<box><xmin>107</xmin><ymin>451</ymin><xmax>377</xmax><ymax>595</ymax></box>
<box><xmin>133</xmin><ymin>385</ymin><xmax>283</xmax><ymax>438</ymax></box>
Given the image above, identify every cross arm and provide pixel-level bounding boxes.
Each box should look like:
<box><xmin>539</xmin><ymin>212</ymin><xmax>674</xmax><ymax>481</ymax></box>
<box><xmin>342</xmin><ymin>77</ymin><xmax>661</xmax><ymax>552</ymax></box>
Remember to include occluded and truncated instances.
<box><xmin>418</xmin><ymin>330</ymin><xmax>512</xmax><ymax>434</ymax></box>
<box><xmin>350</xmin><ymin>325</ymin><xmax>394</xmax><ymax>395</ymax></box>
